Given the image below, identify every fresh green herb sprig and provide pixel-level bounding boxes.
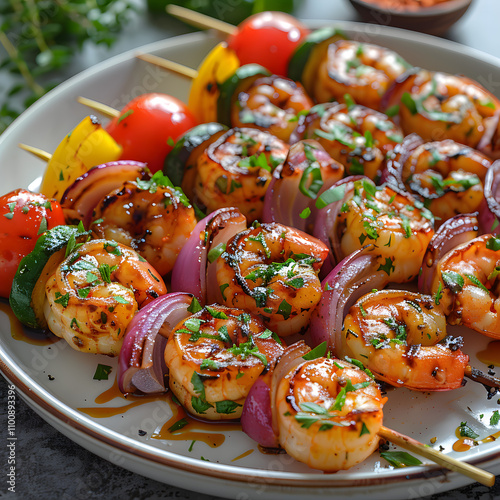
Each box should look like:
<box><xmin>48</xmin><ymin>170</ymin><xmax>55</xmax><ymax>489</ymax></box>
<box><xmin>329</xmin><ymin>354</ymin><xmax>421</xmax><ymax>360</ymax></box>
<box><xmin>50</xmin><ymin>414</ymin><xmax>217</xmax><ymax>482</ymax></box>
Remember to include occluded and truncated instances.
<box><xmin>1</xmin><ymin>0</ymin><xmax>136</xmax><ymax>133</ymax></box>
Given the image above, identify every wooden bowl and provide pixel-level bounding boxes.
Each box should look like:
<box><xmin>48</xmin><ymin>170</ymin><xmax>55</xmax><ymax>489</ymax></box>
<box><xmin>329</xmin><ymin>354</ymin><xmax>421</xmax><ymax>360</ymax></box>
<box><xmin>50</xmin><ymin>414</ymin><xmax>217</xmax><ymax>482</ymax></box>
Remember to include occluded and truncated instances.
<box><xmin>348</xmin><ymin>0</ymin><xmax>473</xmax><ymax>35</ymax></box>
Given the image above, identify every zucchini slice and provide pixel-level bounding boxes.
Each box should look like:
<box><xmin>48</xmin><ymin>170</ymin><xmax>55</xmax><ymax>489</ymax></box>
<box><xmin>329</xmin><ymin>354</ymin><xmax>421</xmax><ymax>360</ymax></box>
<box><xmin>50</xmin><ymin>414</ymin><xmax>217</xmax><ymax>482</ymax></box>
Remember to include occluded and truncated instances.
<box><xmin>9</xmin><ymin>224</ymin><xmax>88</xmax><ymax>329</ymax></box>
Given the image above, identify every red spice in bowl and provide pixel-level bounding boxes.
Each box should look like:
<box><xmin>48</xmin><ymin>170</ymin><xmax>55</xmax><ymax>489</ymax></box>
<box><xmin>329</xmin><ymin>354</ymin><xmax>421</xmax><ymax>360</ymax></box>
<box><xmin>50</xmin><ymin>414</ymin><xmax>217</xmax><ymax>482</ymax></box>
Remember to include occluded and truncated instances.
<box><xmin>348</xmin><ymin>0</ymin><xmax>473</xmax><ymax>35</ymax></box>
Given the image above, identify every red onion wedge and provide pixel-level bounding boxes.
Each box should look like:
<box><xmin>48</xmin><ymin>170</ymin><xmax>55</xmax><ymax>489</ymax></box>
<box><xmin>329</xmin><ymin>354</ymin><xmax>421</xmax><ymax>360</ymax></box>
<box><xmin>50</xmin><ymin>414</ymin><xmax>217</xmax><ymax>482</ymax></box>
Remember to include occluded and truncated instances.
<box><xmin>118</xmin><ymin>292</ymin><xmax>194</xmax><ymax>394</ymax></box>
<box><xmin>479</xmin><ymin>160</ymin><xmax>500</xmax><ymax>235</ymax></box>
<box><xmin>240</xmin><ymin>379</ymin><xmax>279</xmax><ymax>448</ymax></box>
<box><xmin>313</xmin><ymin>175</ymin><xmax>366</xmax><ymax>275</ymax></box>
<box><xmin>241</xmin><ymin>341</ymin><xmax>311</xmax><ymax>448</ymax></box>
<box><xmin>381</xmin><ymin>133</ymin><xmax>423</xmax><ymax>189</ymax></box>
<box><xmin>308</xmin><ymin>246</ymin><xmax>390</xmax><ymax>352</ymax></box>
<box><xmin>60</xmin><ymin>160</ymin><xmax>150</xmax><ymax>228</ymax></box>
<box><xmin>171</xmin><ymin>207</ymin><xmax>247</xmax><ymax>304</ymax></box>
<box><xmin>418</xmin><ymin>213</ymin><xmax>479</xmax><ymax>294</ymax></box>
<box><xmin>262</xmin><ymin>140</ymin><xmax>344</xmax><ymax>233</ymax></box>
<box><xmin>478</xmin><ymin>112</ymin><xmax>500</xmax><ymax>160</ymax></box>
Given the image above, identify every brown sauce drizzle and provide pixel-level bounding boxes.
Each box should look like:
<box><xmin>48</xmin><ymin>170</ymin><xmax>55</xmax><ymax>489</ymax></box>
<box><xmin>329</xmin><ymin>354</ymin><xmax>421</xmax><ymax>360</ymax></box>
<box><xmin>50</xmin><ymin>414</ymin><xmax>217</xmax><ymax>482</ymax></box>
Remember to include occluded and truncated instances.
<box><xmin>78</xmin><ymin>376</ymin><xmax>241</xmax><ymax>449</ymax></box>
<box><xmin>0</xmin><ymin>301</ymin><xmax>59</xmax><ymax>346</ymax></box>
<box><xmin>231</xmin><ymin>449</ymin><xmax>254</xmax><ymax>461</ymax></box>
<box><xmin>476</xmin><ymin>341</ymin><xmax>500</xmax><ymax>367</ymax></box>
<box><xmin>452</xmin><ymin>427</ymin><xmax>500</xmax><ymax>452</ymax></box>
<box><xmin>78</xmin><ymin>376</ymin><xmax>165</xmax><ymax>418</ymax></box>
<box><xmin>152</xmin><ymin>394</ymin><xmax>241</xmax><ymax>448</ymax></box>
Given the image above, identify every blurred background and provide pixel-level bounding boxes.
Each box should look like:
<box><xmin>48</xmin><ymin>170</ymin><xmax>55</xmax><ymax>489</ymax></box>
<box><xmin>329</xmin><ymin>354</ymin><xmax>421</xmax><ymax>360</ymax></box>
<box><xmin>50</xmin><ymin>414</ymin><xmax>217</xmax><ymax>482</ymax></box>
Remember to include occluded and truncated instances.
<box><xmin>1</xmin><ymin>0</ymin><xmax>498</xmax><ymax>133</ymax></box>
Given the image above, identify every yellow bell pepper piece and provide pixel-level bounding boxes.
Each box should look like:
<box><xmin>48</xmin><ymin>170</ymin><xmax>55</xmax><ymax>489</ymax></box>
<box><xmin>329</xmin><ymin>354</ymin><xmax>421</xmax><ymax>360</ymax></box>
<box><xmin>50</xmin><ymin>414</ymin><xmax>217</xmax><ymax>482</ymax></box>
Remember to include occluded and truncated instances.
<box><xmin>40</xmin><ymin>115</ymin><xmax>122</xmax><ymax>201</ymax></box>
<box><xmin>188</xmin><ymin>42</ymin><xmax>240</xmax><ymax>124</ymax></box>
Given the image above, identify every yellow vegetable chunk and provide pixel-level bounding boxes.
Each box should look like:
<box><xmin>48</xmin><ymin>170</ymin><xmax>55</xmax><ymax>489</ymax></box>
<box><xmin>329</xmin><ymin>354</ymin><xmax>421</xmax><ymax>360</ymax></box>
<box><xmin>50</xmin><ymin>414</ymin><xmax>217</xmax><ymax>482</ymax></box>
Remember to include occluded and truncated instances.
<box><xmin>188</xmin><ymin>43</ymin><xmax>240</xmax><ymax>123</ymax></box>
<box><xmin>40</xmin><ymin>115</ymin><xmax>122</xmax><ymax>201</ymax></box>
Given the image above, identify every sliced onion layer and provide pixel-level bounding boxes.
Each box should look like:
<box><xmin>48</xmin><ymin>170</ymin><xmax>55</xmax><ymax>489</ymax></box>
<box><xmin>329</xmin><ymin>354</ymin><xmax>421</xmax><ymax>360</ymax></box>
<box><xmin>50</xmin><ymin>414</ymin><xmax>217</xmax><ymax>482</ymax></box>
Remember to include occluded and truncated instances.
<box><xmin>313</xmin><ymin>175</ymin><xmax>366</xmax><ymax>275</ymax></box>
<box><xmin>478</xmin><ymin>112</ymin><xmax>500</xmax><ymax>160</ymax></box>
<box><xmin>308</xmin><ymin>246</ymin><xmax>390</xmax><ymax>352</ymax></box>
<box><xmin>262</xmin><ymin>139</ymin><xmax>343</xmax><ymax>233</ymax></box>
<box><xmin>118</xmin><ymin>292</ymin><xmax>194</xmax><ymax>394</ymax></box>
<box><xmin>418</xmin><ymin>213</ymin><xmax>479</xmax><ymax>294</ymax></box>
<box><xmin>171</xmin><ymin>207</ymin><xmax>247</xmax><ymax>304</ymax></box>
<box><xmin>240</xmin><ymin>379</ymin><xmax>278</xmax><ymax>448</ymax></box>
<box><xmin>380</xmin><ymin>133</ymin><xmax>423</xmax><ymax>189</ymax></box>
<box><xmin>479</xmin><ymin>160</ymin><xmax>500</xmax><ymax>235</ymax></box>
<box><xmin>239</xmin><ymin>342</ymin><xmax>313</xmax><ymax>448</ymax></box>
<box><xmin>60</xmin><ymin>160</ymin><xmax>150</xmax><ymax>228</ymax></box>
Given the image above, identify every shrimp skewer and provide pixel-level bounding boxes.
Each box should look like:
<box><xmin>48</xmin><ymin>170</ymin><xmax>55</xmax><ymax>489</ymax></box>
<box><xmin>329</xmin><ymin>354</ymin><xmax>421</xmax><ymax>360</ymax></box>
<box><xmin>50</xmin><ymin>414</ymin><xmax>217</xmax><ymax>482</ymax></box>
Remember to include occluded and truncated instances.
<box><xmin>386</xmin><ymin>137</ymin><xmax>492</xmax><ymax>226</ymax></box>
<box><xmin>44</xmin><ymin>239</ymin><xmax>166</xmax><ymax>355</ymax></box>
<box><xmin>384</xmin><ymin>69</ymin><xmax>500</xmax><ymax>152</ymax></box>
<box><xmin>341</xmin><ymin>289</ymin><xmax>469</xmax><ymax>391</ymax></box>
<box><xmin>302</xmin><ymin>102</ymin><xmax>404</xmax><ymax>182</ymax></box>
<box><xmin>241</xmin><ymin>342</ymin><xmax>495</xmax><ymax>485</ymax></box>
<box><xmin>164</xmin><ymin>304</ymin><xmax>283</xmax><ymax>420</ymax></box>
<box><xmin>225</xmin><ymin>73</ymin><xmax>314</xmax><ymax>143</ymax></box>
<box><xmin>275</xmin><ymin>353</ymin><xmax>385</xmax><ymax>471</ymax></box>
<box><xmin>328</xmin><ymin>178</ymin><xmax>435</xmax><ymax>283</ymax></box>
<box><xmin>215</xmin><ymin>222</ymin><xmax>329</xmax><ymax>337</ymax></box>
<box><xmin>313</xmin><ymin>40</ymin><xmax>412</xmax><ymax>110</ymax></box>
<box><xmin>431</xmin><ymin>233</ymin><xmax>500</xmax><ymax>338</ymax></box>
<box><xmin>91</xmin><ymin>171</ymin><xmax>197</xmax><ymax>276</ymax></box>
<box><xmin>192</xmin><ymin>127</ymin><xmax>289</xmax><ymax>222</ymax></box>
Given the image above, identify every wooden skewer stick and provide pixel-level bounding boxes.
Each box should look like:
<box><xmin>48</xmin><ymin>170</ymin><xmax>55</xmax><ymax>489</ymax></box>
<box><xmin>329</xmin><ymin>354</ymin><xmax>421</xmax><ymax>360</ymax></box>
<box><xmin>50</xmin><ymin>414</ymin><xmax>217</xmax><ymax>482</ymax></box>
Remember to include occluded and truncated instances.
<box><xmin>379</xmin><ymin>426</ymin><xmax>495</xmax><ymax>487</ymax></box>
<box><xmin>135</xmin><ymin>53</ymin><xmax>198</xmax><ymax>80</ymax></box>
<box><xmin>18</xmin><ymin>143</ymin><xmax>52</xmax><ymax>162</ymax></box>
<box><xmin>465</xmin><ymin>365</ymin><xmax>500</xmax><ymax>395</ymax></box>
<box><xmin>166</xmin><ymin>4</ymin><xmax>236</xmax><ymax>36</ymax></box>
<box><xmin>76</xmin><ymin>96</ymin><xmax>120</xmax><ymax>119</ymax></box>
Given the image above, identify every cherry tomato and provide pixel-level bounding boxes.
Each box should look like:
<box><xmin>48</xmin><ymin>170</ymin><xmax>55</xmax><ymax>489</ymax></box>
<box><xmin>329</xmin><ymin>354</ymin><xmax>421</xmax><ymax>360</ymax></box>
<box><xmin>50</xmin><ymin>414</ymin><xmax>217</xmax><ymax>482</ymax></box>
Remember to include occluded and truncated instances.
<box><xmin>106</xmin><ymin>93</ymin><xmax>198</xmax><ymax>174</ymax></box>
<box><xmin>227</xmin><ymin>11</ymin><xmax>310</xmax><ymax>78</ymax></box>
<box><xmin>0</xmin><ymin>189</ymin><xmax>65</xmax><ymax>298</ymax></box>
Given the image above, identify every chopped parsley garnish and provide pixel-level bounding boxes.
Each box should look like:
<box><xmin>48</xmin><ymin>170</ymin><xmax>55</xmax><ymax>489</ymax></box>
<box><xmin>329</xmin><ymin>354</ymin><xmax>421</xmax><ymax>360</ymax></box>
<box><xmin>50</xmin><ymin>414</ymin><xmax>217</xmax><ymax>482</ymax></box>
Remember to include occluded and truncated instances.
<box><xmin>168</xmin><ymin>418</ymin><xmax>188</xmax><ymax>433</ymax></box>
<box><xmin>459</xmin><ymin>421</ymin><xmax>479</xmax><ymax>439</ymax></box>
<box><xmin>227</xmin><ymin>339</ymin><xmax>267</xmax><ymax>366</ymax></box>
<box><xmin>380</xmin><ymin>451</ymin><xmax>423</xmax><ymax>468</ymax></box>
<box><xmin>215</xmin><ymin>400</ymin><xmax>242</xmax><ymax>415</ymax></box>
<box><xmin>302</xmin><ymin>341</ymin><xmax>327</xmax><ymax>361</ymax></box>
<box><xmin>490</xmin><ymin>410</ymin><xmax>500</xmax><ymax>426</ymax></box>
<box><xmin>441</xmin><ymin>270</ymin><xmax>464</xmax><ymax>294</ymax></box>
<box><xmin>93</xmin><ymin>364</ymin><xmax>112</xmax><ymax>380</ymax></box>
<box><xmin>315</xmin><ymin>184</ymin><xmax>346</xmax><ymax>209</ymax></box>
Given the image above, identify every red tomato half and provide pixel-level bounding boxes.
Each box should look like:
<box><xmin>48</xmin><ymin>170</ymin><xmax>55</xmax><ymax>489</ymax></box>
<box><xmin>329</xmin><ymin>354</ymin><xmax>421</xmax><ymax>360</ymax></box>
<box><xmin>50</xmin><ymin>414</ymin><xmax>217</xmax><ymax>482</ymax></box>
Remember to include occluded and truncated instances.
<box><xmin>106</xmin><ymin>93</ymin><xmax>198</xmax><ymax>174</ymax></box>
<box><xmin>227</xmin><ymin>11</ymin><xmax>310</xmax><ymax>77</ymax></box>
<box><xmin>0</xmin><ymin>189</ymin><xmax>65</xmax><ymax>298</ymax></box>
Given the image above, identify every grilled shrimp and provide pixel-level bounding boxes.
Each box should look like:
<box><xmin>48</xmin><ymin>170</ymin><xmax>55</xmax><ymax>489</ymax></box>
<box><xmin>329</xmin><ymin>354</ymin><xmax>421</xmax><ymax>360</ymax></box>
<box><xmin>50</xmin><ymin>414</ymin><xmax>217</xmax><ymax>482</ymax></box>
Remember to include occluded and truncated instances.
<box><xmin>215</xmin><ymin>222</ymin><xmax>329</xmax><ymax>337</ymax></box>
<box><xmin>385</xmin><ymin>69</ymin><xmax>500</xmax><ymax>147</ymax></box>
<box><xmin>313</xmin><ymin>40</ymin><xmax>411</xmax><ymax>110</ymax></box>
<box><xmin>230</xmin><ymin>74</ymin><xmax>314</xmax><ymax>142</ymax></box>
<box><xmin>303</xmin><ymin>102</ymin><xmax>404</xmax><ymax>181</ymax></box>
<box><xmin>164</xmin><ymin>304</ymin><xmax>284</xmax><ymax>420</ymax></box>
<box><xmin>193</xmin><ymin>127</ymin><xmax>289</xmax><ymax>221</ymax></box>
<box><xmin>337</xmin><ymin>179</ymin><xmax>434</xmax><ymax>282</ymax></box>
<box><xmin>91</xmin><ymin>172</ymin><xmax>197</xmax><ymax>276</ymax></box>
<box><xmin>341</xmin><ymin>290</ymin><xmax>469</xmax><ymax>391</ymax></box>
<box><xmin>275</xmin><ymin>353</ymin><xmax>385</xmax><ymax>471</ymax></box>
<box><xmin>44</xmin><ymin>239</ymin><xmax>166</xmax><ymax>355</ymax></box>
<box><xmin>394</xmin><ymin>139</ymin><xmax>492</xmax><ymax>225</ymax></box>
<box><xmin>431</xmin><ymin>233</ymin><xmax>500</xmax><ymax>338</ymax></box>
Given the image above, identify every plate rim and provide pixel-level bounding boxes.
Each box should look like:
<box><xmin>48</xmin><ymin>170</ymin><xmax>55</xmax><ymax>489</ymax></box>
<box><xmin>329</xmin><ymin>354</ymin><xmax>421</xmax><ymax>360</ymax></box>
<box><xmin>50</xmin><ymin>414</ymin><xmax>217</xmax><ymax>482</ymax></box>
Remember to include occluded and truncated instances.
<box><xmin>1</xmin><ymin>21</ymin><xmax>500</xmax><ymax>494</ymax></box>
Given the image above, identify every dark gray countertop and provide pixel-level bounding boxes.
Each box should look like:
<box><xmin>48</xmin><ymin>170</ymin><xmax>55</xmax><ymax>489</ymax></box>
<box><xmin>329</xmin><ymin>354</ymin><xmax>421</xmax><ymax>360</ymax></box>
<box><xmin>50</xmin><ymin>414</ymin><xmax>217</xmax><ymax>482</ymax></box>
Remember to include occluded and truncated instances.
<box><xmin>1</xmin><ymin>0</ymin><xmax>500</xmax><ymax>498</ymax></box>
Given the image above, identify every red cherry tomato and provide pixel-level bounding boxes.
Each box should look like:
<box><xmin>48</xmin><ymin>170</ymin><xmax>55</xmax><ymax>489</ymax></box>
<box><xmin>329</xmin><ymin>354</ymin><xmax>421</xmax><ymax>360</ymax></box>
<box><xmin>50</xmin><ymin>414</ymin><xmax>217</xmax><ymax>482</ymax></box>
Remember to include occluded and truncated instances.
<box><xmin>227</xmin><ymin>11</ymin><xmax>310</xmax><ymax>77</ymax></box>
<box><xmin>106</xmin><ymin>93</ymin><xmax>198</xmax><ymax>174</ymax></box>
<box><xmin>0</xmin><ymin>189</ymin><xmax>65</xmax><ymax>298</ymax></box>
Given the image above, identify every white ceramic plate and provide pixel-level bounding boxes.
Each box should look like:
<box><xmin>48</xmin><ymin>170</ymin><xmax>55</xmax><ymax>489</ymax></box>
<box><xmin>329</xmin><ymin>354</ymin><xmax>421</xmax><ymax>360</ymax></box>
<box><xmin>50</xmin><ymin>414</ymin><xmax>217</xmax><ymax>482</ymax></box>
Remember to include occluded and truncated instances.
<box><xmin>2</xmin><ymin>22</ymin><xmax>500</xmax><ymax>500</ymax></box>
